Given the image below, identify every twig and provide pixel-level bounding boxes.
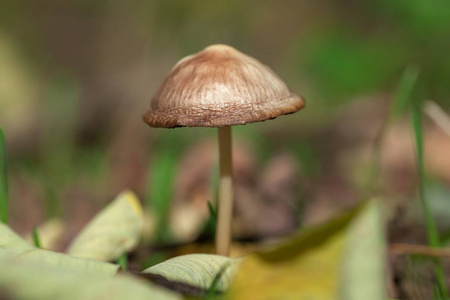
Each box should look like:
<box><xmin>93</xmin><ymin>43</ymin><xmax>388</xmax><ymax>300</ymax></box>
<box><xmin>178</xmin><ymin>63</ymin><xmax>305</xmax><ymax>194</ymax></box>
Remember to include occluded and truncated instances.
<box><xmin>390</xmin><ymin>243</ymin><xmax>450</xmax><ymax>258</ymax></box>
<box><xmin>424</xmin><ymin>100</ymin><xmax>450</xmax><ymax>137</ymax></box>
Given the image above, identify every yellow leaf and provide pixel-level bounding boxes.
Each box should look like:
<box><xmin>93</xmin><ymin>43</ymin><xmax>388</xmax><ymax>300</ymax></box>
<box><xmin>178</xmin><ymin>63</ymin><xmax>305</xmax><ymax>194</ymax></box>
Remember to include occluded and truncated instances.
<box><xmin>227</xmin><ymin>201</ymin><xmax>386</xmax><ymax>300</ymax></box>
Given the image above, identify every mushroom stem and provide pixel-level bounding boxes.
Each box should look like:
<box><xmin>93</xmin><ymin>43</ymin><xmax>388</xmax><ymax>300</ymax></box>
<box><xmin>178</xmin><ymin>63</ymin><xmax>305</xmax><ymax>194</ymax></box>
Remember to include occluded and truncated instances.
<box><xmin>216</xmin><ymin>126</ymin><xmax>234</xmax><ymax>256</ymax></box>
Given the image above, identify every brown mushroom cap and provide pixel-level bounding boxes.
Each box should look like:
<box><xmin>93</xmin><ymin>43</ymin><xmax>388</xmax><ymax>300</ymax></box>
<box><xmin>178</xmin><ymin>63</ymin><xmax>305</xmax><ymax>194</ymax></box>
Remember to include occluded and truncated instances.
<box><xmin>143</xmin><ymin>44</ymin><xmax>305</xmax><ymax>128</ymax></box>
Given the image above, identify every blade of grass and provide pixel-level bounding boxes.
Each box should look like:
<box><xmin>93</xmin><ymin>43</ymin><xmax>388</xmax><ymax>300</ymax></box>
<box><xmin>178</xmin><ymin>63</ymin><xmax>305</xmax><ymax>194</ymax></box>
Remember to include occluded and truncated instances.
<box><xmin>389</xmin><ymin>66</ymin><xmax>420</xmax><ymax>121</ymax></box>
<box><xmin>207</xmin><ymin>200</ymin><xmax>218</xmax><ymax>223</ymax></box>
<box><xmin>411</xmin><ymin>103</ymin><xmax>449</xmax><ymax>298</ymax></box>
<box><xmin>145</xmin><ymin>130</ymin><xmax>190</xmax><ymax>243</ymax></box>
<box><xmin>32</xmin><ymin>227</ymin><xmax>42</xmax><ymax>248</ymax></box>
<box><xmin>147</xmin><ymin>149</ymin><xmax>178</xmax><ymax>243</ymax></box>
<box><xmin>0</xmin><ymin>128</ymin><xmax>9</xmax><ymax>224</ymax></box>
<box><xmin>204</xmin><ymin>262</ymin><xmax>232</xmax><ymax>299</ymax></box>
<box><xmin>199</xmin><ymin>200</ymin><xmax>218</xmax><ymax>239</ymax></box>
<box><xmin>364</xmin><ymin>66</ymin><xmax>420</xmax><ymax>195</ymax></box>
<box><xmin>117</xmin><ymin>253</ymin><xmax>128</xmax><ymax>272</ymax></box>
<box><xmin>40</xmin><ymin>75</ymin><xmax>79</xmax><ymax>219</ymax></box>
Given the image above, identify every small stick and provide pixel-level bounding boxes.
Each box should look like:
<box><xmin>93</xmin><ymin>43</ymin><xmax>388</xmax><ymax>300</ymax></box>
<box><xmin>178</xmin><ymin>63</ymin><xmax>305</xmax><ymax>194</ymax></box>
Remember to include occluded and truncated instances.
<box><xmin>216</xmin><ymin>126</ymin><xmax>233</xmax><ymax>256</ymax></box>
<box><xmin>424</xmin><ymin>100</ymin><xmax>450</xmax><ymax>137</ymax></box>
<box><xmin>390</xmin><ymin>243</ymin><xmax>450</xmax><ymax>258</ymax></box>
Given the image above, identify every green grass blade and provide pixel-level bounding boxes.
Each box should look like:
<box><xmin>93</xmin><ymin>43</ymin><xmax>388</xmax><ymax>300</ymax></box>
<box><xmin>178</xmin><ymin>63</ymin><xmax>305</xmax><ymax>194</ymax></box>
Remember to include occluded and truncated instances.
<box><xmin>204</xmin><ymin>262</ymin><xmax>232</xmax><ymax>299</ymax></box>
<box><xmin>32</xmin><ymin>227</ymin><xmax>42</xmax><ymax>248</ymax></box>
<box><xmin>411</xmin><ymin>104</ymin><xmax>449</xmax><ymax>298</ymax></box>
<box><xmin>411</xmin><ymin>105</ymin><xmax>439</xmax><ymax>246</ymax></box>
<box><xmin>199</xmin><ymin>200</ymin><xmax>218</xmax><ymax>239</ymax></box>
<box><xmin>207</xmin><ymin>200</ymin><xmax>218</xmax><ymax>221</ymax></box>
<box><xmin>365</xmin><ymin>66</ymin><xmax>420</xmax><ymax>196</ymax></box>
<box><xmin>117</xmin><ymin>253</ymin><xmax>128</xmax><ymax>272</ymax></box>
<box><xmin>0</xmin><ymin>128</ymin><xmax>9</xmax><ymax>224</ymax></box>
<box><xmin>40</xmin><ymin>75</ymin><xmax>80</xmax><ymax>219</ymax></box>
<box><xmin>147</xmin><ymin>150</ymin><xmax>178</xmax><ymax>242</ymax></box>
<box><xmin>389</xmin><ymin>66</ymin><xmax>420</xmax><ymax>121</ymax></box>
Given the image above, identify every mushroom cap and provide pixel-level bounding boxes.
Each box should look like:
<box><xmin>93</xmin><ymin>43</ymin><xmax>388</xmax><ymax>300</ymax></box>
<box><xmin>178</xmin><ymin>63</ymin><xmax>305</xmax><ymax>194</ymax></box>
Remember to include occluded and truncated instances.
<box><xmin>143</xmin><ymin>44</ymin><xmax>305</xmax><ymax>128</ymax></box>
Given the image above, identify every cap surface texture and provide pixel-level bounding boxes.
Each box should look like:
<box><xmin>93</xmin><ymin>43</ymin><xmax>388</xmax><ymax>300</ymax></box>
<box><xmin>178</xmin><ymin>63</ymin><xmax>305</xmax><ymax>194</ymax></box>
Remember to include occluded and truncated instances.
<box><xmin>143</xmin><ymin>44</ymin><xmax>305</xmax><ymax>128</ymax></box>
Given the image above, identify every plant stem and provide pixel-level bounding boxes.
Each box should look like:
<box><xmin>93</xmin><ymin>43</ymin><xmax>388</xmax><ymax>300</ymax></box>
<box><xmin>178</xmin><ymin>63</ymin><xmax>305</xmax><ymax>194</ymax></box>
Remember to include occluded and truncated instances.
<box><xmin>411</xmin><ymin>104</ymin><xmax>449</xmax><ymax>298</ymax></box>
<box><xmin>216</xmin><ymin>126</ymin><xmax>233</xmax><ymax>256</ymax></box>
<box><xmin>0</xmin><ymin>128</ymin><xmax>8</xmax><ymax>224</ymax></box>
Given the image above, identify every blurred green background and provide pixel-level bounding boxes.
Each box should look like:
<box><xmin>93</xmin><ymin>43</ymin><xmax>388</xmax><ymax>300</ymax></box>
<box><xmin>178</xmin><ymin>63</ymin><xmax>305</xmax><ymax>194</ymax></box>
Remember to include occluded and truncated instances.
<box><xmin>1</xmin><ymin>0</ymin><xmax>450</xmax><ymax>251</ymax></box>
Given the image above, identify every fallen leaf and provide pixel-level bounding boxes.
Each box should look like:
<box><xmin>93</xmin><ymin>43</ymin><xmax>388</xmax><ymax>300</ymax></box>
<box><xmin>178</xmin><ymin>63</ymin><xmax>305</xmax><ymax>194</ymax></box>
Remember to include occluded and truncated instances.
<box><xmin>227</xmin><ymin>200</ymin><xmax>386</xmax><ymax>300</ymax></box>
<box><xmin>339</xmin><ymin>200</ymin><xmax>386</xmax><ymax>300</ymax></box>
<box><xmin>0</xmin><ymin>223</ymin><xmax>35</xmax><ymax>250</ymax></box>
<box><xmin>0</xmin><ymin>260</ymin><xmax>180</xmax><ymax>300</ymax></box>
<box><xmin>67</xmin><ymin>190</ymin><xmax>144</xmax><ymax>261</ymax></box>
<box><xmin>1</xmin><ymin>248</ymin><xmax>119</xmax><ymax>275</ymax></box>
<box><xmin>143</xmin><ymin>254</ymin><xmax>242</xmax><ymax>294</ymax></box>
<box><xmin>0</xmin><ymin>223</ymin><xmax>118</xmax><ymax>275</ymax></box>
<box><xmin>26</xmin><ymin>219</ymin><xmax>66</xmax><ymax>251</ymax></box>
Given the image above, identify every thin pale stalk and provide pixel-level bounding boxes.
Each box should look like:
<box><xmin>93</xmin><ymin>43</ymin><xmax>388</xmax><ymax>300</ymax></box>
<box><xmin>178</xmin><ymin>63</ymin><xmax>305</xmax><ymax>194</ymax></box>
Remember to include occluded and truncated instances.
<box><xmin>216</xmin><ymin>126</ymin><xmax>233</xmax><ymax>256</ymax></box>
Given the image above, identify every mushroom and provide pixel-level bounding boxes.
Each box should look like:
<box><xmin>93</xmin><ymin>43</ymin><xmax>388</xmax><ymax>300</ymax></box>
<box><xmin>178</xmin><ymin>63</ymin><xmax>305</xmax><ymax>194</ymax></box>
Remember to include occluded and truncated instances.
<box><xmin>143</xmin><ymin>44</ymin><xmax>305</xmax><ymax>256</ymax></box>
